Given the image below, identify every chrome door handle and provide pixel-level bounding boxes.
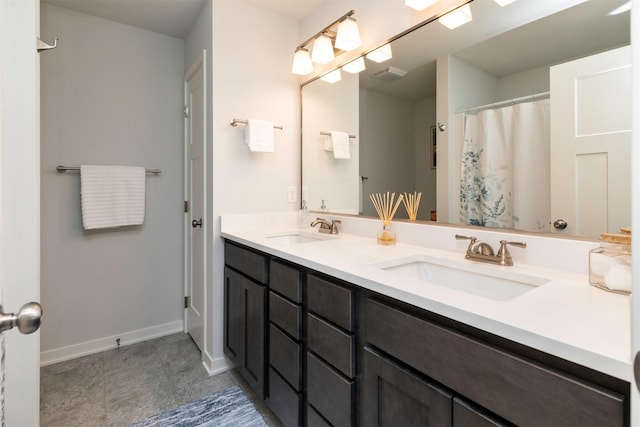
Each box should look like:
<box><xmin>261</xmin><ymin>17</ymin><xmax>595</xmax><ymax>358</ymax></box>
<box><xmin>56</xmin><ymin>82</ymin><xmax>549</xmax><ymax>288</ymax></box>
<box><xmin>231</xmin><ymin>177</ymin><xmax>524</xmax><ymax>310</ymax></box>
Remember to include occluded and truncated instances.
<box><xmin>553</xmin><ymin>219</ymin><xmax>568</xmax><ymax>230</ymax></box>
<box><xmin>192</xmin><ymin>218</ymin><xmax>203</xmax><ymax>228</ymax></box>
<box><xmin>0</xmin><ymin>302</ymin><xmax>42</xmax><ymax>334</ymax></box>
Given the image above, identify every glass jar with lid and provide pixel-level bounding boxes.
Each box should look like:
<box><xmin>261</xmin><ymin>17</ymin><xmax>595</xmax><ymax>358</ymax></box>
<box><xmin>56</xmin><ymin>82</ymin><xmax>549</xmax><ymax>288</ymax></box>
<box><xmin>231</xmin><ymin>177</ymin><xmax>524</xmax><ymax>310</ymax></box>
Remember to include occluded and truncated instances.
<box><xmin>589</xmin><ymin>231</ymin><xmax>631</xmax><ymax>294</ymax></box>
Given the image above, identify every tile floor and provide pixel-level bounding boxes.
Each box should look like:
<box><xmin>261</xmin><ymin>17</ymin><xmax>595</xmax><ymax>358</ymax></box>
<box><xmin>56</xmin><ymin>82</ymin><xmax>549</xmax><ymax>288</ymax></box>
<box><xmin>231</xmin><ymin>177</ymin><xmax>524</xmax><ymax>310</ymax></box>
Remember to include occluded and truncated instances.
<box><xmin>40</xmin><ymin>333</ymin><xmax>282</xmax><ymax>426</ymax></box>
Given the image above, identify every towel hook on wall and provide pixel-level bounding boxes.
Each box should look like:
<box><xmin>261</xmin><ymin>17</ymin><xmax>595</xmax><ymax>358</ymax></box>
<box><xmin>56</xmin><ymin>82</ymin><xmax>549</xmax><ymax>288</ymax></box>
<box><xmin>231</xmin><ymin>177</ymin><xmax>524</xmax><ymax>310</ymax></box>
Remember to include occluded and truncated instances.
<box><xmin>37</xmin><ymin>37</ymin><xmax>58</xmax><ymax>53</ymax></box>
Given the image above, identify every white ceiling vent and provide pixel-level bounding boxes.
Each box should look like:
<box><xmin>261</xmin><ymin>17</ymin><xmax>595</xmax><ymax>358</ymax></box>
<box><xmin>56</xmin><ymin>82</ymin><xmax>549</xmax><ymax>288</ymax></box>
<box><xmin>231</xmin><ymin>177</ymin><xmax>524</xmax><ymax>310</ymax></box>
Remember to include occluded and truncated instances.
<box><xmin>370</xmin><ymin>66</ymin><xmax>408</xmax><ymax>81</ymax></box>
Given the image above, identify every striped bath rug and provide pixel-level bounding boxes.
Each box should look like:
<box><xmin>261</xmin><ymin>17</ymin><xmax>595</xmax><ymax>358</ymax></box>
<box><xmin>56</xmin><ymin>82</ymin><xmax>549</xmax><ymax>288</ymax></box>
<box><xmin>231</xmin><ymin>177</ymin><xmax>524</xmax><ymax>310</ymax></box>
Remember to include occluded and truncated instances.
<box><xmin>127</xmin><ymin>386</ymin><xmax>267</xmax><ymax>427</ymax></box>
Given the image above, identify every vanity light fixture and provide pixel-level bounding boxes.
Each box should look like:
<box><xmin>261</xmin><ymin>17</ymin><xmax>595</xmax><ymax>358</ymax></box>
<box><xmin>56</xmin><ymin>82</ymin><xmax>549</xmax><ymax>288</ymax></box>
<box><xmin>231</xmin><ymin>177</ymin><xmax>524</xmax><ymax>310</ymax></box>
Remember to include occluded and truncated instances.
<box><xmin>291</xmin><ymin>48</ymin><xmax>314</xmax><ymax>75</ymax></box>
<box><xmin>366</xmin><ymin>43</ymin><xmax>393</xmax><ymax>63</ymax></box>
<box><xmin>320</xmin><ymin>69</ymin><xmax>342</xmax><ymax>83</ymax></box>
<box><xmin>311</xmin><ymin>33</ymin><xmax>335</xmax><ymax>64</ymax></box>
<box><xmin>494</xmin><ymin>0</ymin><xmax>517</xmax><ymax>5</ymax></box>
<box><xmin>439</xmin><ymin>4</ymin><xmax>472</xmax><ymax>29</ymax></box>
<box><xmin>405</xmin><ymin>0</ymin><xmax>439</xmax><ymax>12</ymax></box>
<box><xmin>291</xmin><ymin>10</ymin><xmax>361</xmax><ymax>75</ymax></box>
<box><xmin>342</xmin><ymin>57</ymin><xmax>366</xmax><ymax>74</ymax></box>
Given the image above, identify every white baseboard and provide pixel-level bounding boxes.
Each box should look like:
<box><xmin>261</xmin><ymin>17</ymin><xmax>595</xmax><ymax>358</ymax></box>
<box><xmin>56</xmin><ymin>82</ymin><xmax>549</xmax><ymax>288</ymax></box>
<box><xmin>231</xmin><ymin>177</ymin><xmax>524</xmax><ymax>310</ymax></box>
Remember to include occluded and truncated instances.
<box><xmin>40</xmin><ymin>320</ymin><xmax>184</xmax><ymax>366</ymax></box>
<box><xmin>202</xmin><ymin>351</ymin><xmax>233</xmax><ymax>376</ymax></box>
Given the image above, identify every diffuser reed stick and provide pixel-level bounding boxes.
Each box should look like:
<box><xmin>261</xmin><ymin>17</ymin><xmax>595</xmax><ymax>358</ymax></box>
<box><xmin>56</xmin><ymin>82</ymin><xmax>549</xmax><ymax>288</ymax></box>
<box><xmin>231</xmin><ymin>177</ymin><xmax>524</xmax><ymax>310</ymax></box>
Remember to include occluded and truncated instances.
<box><xmin>370</xmin><ymin>192</ymin><xmax>403</xmax><ymax>245</ymax></box>
<box><xmin>370</xmin><ymin>192</ymin><xmax>404</xmax><ymax>226</ymax></box>
<box><xmin>402</xmin><ymin>191</ymin><xmax>422</xmax><ymax>221</ymax></box>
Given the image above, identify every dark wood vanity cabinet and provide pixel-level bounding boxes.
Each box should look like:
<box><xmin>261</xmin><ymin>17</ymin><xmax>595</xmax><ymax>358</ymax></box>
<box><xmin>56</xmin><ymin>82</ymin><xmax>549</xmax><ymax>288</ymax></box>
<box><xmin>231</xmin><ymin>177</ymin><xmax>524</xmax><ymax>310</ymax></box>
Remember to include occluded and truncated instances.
<box><xmin>363</xmin><ymin>297</ymin><xmax>628</xmax><ymax>427</ymax></box>
<box><xmin>267</xmin><ymin>259</ymin><xmax>304</xmax><ymax>427</ymax></box>
<box><xmin>223</xmin><ymin>242</ymin><xmax>268</xmax><ymax>399</ymax></box>
<box><xmin>306</xmin><ymin>274</ymin><xmax>357</xmax><ymax>426</ymax></box>
<box><xmin>223</xmin><ymin>240</ymin><xmax>630</xmax><ymax>427</ymax></box>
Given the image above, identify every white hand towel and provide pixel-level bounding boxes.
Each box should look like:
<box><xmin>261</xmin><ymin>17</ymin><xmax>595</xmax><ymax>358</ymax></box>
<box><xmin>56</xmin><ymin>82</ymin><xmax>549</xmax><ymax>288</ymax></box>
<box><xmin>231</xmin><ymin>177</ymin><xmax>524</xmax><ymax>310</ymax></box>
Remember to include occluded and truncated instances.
<box><xmin>245</xmin><ymin>119</ymin><xmax>275</xmax><ymax>152</ymax></box>
<box><xmin>80</xmin><ymin>165</ymin><xmax>146</xmax><ymax>230</ymax></box>
<box><xmin>331</xmin><ymin>131</ymin><xmax>350</xmax><ymax>159</ymax></box>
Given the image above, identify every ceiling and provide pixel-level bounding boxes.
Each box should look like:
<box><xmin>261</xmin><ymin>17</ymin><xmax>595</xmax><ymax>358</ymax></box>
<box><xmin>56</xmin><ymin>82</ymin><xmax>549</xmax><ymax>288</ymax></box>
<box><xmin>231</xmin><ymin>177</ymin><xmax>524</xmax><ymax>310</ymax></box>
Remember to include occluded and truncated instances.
<box><xmin>41</xmin><ymin>0</ymin><xmax>324</xmax><ymax>39</ymax></box>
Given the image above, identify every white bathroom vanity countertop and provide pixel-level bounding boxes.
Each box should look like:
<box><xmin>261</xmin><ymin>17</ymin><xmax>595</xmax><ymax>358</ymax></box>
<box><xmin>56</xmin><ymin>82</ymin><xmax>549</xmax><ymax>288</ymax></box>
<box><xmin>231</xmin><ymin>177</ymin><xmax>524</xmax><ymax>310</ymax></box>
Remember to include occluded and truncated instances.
<box><xmin>221</xmin><ymin>217</ymin><xmax>632</xmax><ymax>382</ymax></box>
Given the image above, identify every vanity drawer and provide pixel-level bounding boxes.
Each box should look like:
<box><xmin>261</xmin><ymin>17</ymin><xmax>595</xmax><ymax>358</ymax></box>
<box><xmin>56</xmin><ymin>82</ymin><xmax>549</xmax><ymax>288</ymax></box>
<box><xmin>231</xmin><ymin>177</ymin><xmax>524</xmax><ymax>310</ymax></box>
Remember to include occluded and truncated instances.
<box><xmin>307</xmin><ymin>352</ymin><xmax>354</xmax><ymax>427</ymax></box>
<box><xmin>307</xmin><ymin>405</ymin><xmax>331</xmax><ymax>427</ymax></box>
<box><xmin>365</xmin><ymin>298</ymin><xmax>626</xmax><ymax>427</ymax></box>
<box><xmin>307</xmin><ymin>313</ymin><xmax>355</xmax><ymax>378</ymax></box>
<box><xmin>270</xmin><ymin>260</ymin><xmax>302</xmax><ymax>303</ymax></box>
<box><xmin>268</xmin><ymin>367</ymin><xmax>301</xmax><ymax>427</ymax></box>
<box><xmin>453</xmin><ymin>398</ymin><xmax>511</xmax><ymax>427</ymax></box>
<box><xmin>224</xmin><ymin>241</ymin><xmax>267</xmax><ymax>283</ymax></box>
<box><xmin>307</xmin><ymin>274</ymin><xmax>354</xmax><ymax>332</ymax></box>
<box><xmin>269</xmin><ymin>324</ymin><xmax>301</xmax><ymax>390</ymax></box>
<box><xmin>269</xmin><ymin>292</ymin><xmax>301</xmax><ymax>339</ymax></box>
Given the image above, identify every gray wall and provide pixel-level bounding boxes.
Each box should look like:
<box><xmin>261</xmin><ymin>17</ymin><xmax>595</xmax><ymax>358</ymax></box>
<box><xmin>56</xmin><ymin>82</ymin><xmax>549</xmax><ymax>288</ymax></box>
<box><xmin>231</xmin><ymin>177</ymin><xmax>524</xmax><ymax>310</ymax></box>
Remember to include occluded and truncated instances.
<box><xmin>40</xmin><ymin>4</ymin><xmax>185</xmax><ymax>359</ymax></box>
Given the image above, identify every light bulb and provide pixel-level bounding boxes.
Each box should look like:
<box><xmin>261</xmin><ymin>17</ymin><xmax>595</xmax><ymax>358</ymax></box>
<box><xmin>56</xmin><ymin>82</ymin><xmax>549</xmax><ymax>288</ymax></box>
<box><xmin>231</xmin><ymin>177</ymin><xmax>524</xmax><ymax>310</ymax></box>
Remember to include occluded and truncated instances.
<box><xmin>342</xmin><ymin>57</ymin><xmax>366</xmax><ymax>74</ymax></box>
<box><xmin>291</xmin><ymin>48</ymin><xmax>313</xmax><ymax>75</ymax></box>
<box><xmin>366</xmin><ymin>44</ymin><xmax>392</xmax><ymax>63</ymax></box>
<box><xmin>405</xmin><ymin>0</ymin><xmax>438</xmax><ymax>11</ymax></box>
<box><xmin>320</xmin><ymin>69</ymin><xmax>341</xmax><ymax>83</ymax></box>
<box><xmin>335</xmin><ymin>17</ymin><xmax>361</xmax><ymax>52</ymax></box>
<box><xmin>439</xmin><ymin>4</ymin><xmax>472</xmax><ymax>29</ymax></box>
<box><xmin>311</xmin><ymin>33</ymin><xmax>335</xmax><ymax>64</ymax></box>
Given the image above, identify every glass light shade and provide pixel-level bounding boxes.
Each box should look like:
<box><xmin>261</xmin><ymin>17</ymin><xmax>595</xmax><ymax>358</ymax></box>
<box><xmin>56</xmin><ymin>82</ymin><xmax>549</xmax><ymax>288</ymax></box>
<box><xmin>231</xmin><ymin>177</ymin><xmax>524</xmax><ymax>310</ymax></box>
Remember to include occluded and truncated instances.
<box><xmin>335</xmin><ymin>17</ymin><xmax>361</xmax><ymax>51</ymax></box>
<box><xmin>291</xmin><ymin>48</ymin><xmax>313</xmax><ymax>75</ymax></box>
<box><xmin>366</xmin><ymin>43</ymin><xmax>392</xmax><ymax>63</ymax></box>
<box><xmin>342</xmin><ymin>57</ymin><xmax>366</xmax><ymax>74</ymax></box>
<box><xmin>439</xmin><ymin>4</ymin><xmax>472</xmax><ymax>29</ymax></box>
<box><xmin>405</xmin><ymin>0</ymin><xmax>438</xmax><ymax>11</ymax></box>
<box><xmin>494</xmin><ymin>0</ymin><xmax>517</xmax><ymax>5</ymax></box>
<box><xmin>320</xmin><ymin>69</ymin><xmax>341</xmax><ymax>83</ymax></box>
<box><xmin>311</xmin><ymin>33</ymin><xmax>335</xmax><ymax>64</ymax></box>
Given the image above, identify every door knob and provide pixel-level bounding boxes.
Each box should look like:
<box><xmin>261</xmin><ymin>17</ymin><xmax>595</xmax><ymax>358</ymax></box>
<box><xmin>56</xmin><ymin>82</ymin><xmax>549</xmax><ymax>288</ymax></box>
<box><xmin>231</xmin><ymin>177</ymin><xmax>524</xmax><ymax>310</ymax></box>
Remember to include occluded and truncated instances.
<box><xmin>553</xmin><ymin>219</ymin><xmax>568</xmax><ymax>230</ymax></box>
<box><xmin>192</xmin><ymin>218</ymin><xmax>203</xmax><ymax>228</ymax></box>
<box><xmin>0</xmin><ymin>302</ymin><xmax>42</xmax><ymax>334</ymax></box>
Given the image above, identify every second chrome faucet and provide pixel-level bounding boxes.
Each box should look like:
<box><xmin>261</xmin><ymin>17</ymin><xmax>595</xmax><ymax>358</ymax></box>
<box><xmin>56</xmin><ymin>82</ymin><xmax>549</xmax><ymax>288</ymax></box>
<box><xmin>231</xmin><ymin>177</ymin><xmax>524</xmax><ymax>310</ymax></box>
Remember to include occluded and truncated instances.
<box><xmin>455</xmin><ymin>234</ymin><xmax>526</xmax><ymax>266</ymax></box>
<box><xmin>311</xmin><ymin>217</ymin><xmax>341</xmax><ymax>234</ymax></box>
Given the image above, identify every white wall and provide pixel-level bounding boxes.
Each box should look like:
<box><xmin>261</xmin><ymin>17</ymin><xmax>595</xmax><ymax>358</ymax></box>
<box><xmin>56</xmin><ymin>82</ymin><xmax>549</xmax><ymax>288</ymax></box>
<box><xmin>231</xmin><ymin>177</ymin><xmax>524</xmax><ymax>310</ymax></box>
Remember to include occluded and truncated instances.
<box><xmin>40</xmin><ymin>4</ymin><xmax>185</xmax><ymax>362</ymax></box>
<box><xmin>208</xmin><ymin>0</ymin><xmax>300</xmax><ymax>371</ymax></box>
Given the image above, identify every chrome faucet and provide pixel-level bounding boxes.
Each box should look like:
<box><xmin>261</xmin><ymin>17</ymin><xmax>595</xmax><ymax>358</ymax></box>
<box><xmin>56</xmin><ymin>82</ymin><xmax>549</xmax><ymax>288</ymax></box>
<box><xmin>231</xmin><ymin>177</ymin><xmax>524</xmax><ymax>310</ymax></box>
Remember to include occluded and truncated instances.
<box><xmin>455</xmin><ymin>234</ymin><xmax>526</xmax><ymax>266</ymax></box>
<box><xmin>311</xmin><ymin>217</ymin><xmax>341</xmax><ymax>234</ymax></box>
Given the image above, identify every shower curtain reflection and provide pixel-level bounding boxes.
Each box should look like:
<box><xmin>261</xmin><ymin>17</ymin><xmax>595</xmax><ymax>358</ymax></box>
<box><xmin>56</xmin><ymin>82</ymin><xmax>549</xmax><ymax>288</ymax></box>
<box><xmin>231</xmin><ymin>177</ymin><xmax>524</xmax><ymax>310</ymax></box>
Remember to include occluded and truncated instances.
<box><xmin>458</xmin><ymin>98</ymin><xmax>550</xmax><ymax>231</ymax></box>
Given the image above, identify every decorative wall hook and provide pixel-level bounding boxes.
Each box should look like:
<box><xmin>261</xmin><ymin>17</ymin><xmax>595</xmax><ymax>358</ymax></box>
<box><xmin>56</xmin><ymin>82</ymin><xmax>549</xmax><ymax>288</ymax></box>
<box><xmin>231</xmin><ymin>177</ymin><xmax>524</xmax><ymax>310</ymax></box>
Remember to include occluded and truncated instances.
<box><xmin>37</xmin><ymin>37</ymin><xmax>58</xmax><ymax>53</ymax></box>
<box><xmin>437</xmin><ymin>122</ymin><xmax>446</xmax><ymax>132</ymax></box>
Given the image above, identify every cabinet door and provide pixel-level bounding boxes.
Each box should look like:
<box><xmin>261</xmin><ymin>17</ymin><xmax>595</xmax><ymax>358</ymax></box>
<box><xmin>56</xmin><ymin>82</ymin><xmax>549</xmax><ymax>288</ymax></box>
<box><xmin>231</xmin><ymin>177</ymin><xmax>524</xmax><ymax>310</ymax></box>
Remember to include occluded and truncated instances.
<box><xmin>362</xmin><ymin>346</ymin><xmax>453</xmax><ymax>427</ymax></box>
<box><xmin>224</xmin><ymin>267</ymin><xmax>244</xmax><ymax>366</ymax></box>
<box><xmin>223</xmin><ymin>266</ymin><xmax>266</xmax><ymax>399</ymax></box>
<box><xmin>244</xmin><ymin>277</ymin><xmax>266</xmax><ymax>398</ymax></box>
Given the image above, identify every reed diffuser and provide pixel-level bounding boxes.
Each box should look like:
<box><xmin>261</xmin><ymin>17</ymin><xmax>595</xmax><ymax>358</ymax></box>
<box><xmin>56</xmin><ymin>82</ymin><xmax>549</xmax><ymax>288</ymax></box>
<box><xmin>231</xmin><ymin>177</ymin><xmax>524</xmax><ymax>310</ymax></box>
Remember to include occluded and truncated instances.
<box><xmin>402</xmin><ymin>191</ymin><xmax>422</xmax><ymax>221</ymax></box>
<box><xmin>370</xmin><ymin>192</ymin><xmax>404</xmax><ymax>245</ymax></box>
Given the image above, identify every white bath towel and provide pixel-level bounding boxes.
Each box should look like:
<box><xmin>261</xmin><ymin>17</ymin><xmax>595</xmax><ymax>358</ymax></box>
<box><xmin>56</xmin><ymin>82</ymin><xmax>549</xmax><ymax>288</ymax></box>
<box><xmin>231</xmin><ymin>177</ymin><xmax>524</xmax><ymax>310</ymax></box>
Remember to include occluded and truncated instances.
<box><xmin>245</xmin><ymin>119</ymin><xmax>275</xmax><ymax>152</ymax></box>
<box><xmin>80</xmin><ymin>165</ymin><xmax>146</xmax><ymax>230</ymax></box>
<box><xmin>331</xmin><ymin>131</ymin><xmax>350</xmax><ymax>159</ymax></box>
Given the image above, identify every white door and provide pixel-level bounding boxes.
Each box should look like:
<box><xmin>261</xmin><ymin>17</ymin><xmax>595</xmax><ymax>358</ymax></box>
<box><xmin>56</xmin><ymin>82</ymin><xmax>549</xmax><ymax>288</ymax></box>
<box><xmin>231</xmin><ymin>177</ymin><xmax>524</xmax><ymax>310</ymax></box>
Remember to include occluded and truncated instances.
<box><xmin>0</xmin><ymin>0</ymin><xmax>41</xmax><ymax>424</ymax></box>
<box><xmin>184</xmin><ymin>51</ymin><xmax>206</xmax><ymax>352</ymax></box>
<box><xmin>549</xmin><ymin>46</ymin><xmax>631</xmax><ymax>237</ymax></box>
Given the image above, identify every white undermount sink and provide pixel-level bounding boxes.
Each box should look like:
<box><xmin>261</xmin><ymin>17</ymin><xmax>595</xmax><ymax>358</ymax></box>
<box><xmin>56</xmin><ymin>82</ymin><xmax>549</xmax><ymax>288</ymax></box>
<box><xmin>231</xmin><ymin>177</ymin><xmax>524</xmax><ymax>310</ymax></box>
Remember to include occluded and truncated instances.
<box><xmin>370</xmin><ymin>254</ymin><xmax>550</xmax><ymax>301</ymax></box>
<box><xmin>265</xmin><ymin>231</ymin><xmax>334</xmax><ymax>245</ymax></box>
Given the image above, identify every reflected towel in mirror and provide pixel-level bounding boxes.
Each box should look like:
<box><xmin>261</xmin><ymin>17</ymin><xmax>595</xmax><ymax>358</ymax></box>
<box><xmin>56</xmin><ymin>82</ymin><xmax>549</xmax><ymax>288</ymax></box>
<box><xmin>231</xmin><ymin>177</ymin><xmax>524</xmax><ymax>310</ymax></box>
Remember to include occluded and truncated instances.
<box><xmin>331</xmin><ymin>130</ymin><xmax>350</xmax><ymax>159</ymax></box>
